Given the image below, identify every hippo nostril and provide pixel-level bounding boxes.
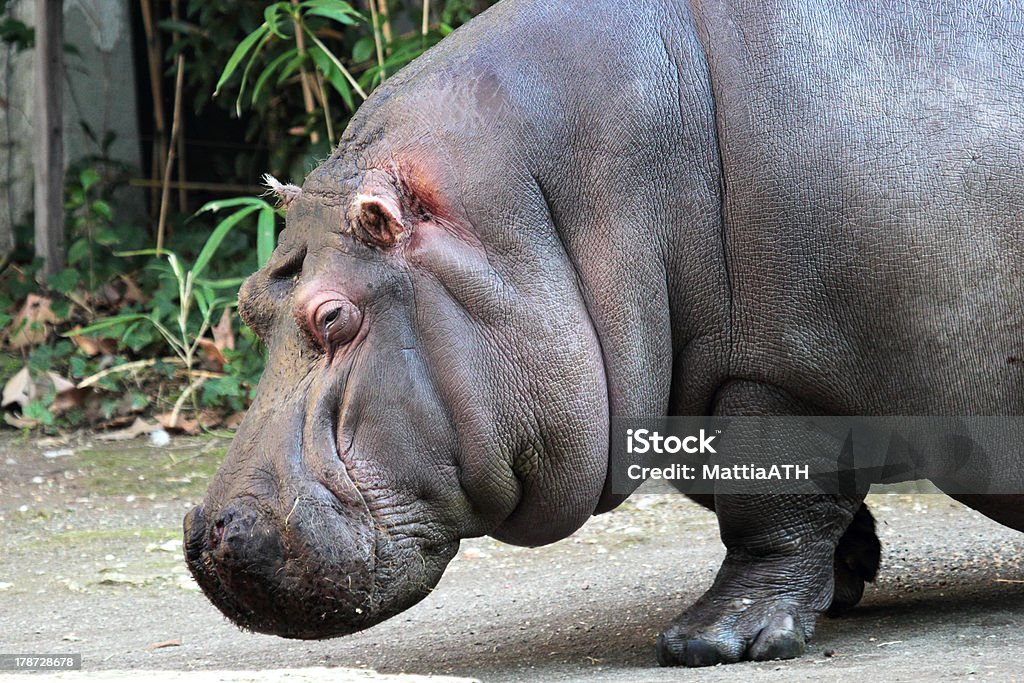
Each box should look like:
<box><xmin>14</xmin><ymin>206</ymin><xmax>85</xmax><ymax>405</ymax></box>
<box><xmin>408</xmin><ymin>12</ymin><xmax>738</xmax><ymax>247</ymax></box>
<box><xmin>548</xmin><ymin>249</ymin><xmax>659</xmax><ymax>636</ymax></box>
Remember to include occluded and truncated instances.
<box><xmin>210</xmin><ymin>509</ymin><xmax>234</xmax><ymax>550</ymax></box>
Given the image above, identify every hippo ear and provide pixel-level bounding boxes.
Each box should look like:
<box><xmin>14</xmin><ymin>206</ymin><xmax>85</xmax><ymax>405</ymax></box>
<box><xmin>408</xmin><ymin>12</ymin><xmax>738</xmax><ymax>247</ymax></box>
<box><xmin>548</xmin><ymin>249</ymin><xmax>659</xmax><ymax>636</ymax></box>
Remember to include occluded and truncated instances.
<box><xmin>349</xmin><ymin>190</ymin><xmax>407</xmax><ymax>248</ymax></box>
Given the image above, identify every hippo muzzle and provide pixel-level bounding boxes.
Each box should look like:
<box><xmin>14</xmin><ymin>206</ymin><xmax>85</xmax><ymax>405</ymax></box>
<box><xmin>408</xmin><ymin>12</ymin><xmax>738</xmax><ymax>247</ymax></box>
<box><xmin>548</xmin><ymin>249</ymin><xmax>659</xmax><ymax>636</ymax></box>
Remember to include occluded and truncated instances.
<box><xmin>183</xmin><ymin>444</ymin><xmax>459</xmax><ymax>638</ymax></box>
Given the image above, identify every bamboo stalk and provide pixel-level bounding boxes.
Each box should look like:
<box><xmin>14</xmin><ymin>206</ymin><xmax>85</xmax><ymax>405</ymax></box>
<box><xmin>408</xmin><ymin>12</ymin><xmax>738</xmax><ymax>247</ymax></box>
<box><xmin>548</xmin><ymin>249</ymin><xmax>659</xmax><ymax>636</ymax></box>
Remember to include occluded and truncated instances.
<box><xmin>422</xmin><ymin>0</ymin><xmax>429</xmax><ymax>36</ymax></box>
<box><xmin>139</xmin><ymin>0</ymin><xmax>166</xmax><ymax>225</ymax></box>
<box><xmin>157</xmin><ymin>54</ymin><xmax>185</xmax><ymax>252</ymax></box>
<box><xmin>291</xmin><ymin>0</ymin><xmax>320</xmax><ymax>145</ymax></box>
<box><xmin>376</xmin><ymin>0</ymin><xmax>392</xmax><ymax>53</ymax></box>
<box><xmin>314</xmin><ymin>71</ymin><xmax>335</xmax><ymax>145</ymax></box>
<box><xmin>368</xmin><ymin>0</ymin><xmax>386</xmax><ymax>80</ymax></box>
<box><xmin>305</xmin><ymin>32</ymin><xmax>368</xmax><ymax>99</ymax></box>
<box><xmin>171</xmin><ymin>0</ymin><xmax>188</xmax><ymax>213</ymax></box>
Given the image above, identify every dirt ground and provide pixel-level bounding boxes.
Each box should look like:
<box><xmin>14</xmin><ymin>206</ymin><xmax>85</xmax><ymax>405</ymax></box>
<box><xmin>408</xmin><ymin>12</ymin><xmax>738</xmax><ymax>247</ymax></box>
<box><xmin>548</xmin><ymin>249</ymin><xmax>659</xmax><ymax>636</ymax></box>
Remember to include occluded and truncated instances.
<box><xmin>1</xmin><ymin>433</ymin><xmax>1022</xmax><ymax>682</ymax></box>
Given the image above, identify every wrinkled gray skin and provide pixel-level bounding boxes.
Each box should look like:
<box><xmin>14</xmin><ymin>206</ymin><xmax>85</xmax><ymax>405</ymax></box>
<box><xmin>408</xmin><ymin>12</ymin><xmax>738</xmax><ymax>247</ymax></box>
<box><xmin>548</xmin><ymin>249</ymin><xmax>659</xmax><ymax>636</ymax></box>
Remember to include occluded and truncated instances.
<box><xmin>184</xmin><ymin>0</ymin><xmax>1024</xmax><ymax>667</ymax></box>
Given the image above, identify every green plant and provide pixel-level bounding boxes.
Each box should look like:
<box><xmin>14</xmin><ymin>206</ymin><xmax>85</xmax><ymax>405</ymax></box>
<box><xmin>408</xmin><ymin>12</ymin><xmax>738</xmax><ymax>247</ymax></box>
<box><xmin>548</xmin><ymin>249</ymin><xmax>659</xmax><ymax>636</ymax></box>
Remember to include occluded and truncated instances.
<box><xmin>0</xmin><ymin>0</ymin><xmax>33</xmax><ymax>52</ymax></box>
<box><xmin>66</xmin><ymin>197</ymin><xmax>280</xmax><ymax>422</ymax></box>
<box><xmin>214</xmin><ymin>0</ymin><xmax>367</xmax><ymax>146</ymax></box>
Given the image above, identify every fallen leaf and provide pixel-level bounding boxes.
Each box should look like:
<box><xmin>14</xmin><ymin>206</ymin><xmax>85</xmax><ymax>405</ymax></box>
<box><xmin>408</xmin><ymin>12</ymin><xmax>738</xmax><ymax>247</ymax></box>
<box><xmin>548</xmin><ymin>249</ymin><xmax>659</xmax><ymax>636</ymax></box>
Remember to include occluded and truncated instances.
<box><xmin>95</xmin><ymin>417</ymin><xmax>160</xmax><ymax>441</ymax></box>
<box><xmin>120</xmin><ymin>276</ymin><xmax>147</xmax><ymax>305</ymax></box>
<box><xmin>50</xmin><ymin>387</ymin><xmax>90</xmax><ymax>413</ymax></box>
<box><xmin>224</xmin><ymin>411</ymin><xmax>246</xmax><ymax>429</ymax></box>
<box><xmin>3</xmin><ymin>412</ymin><xmax>38</xmax><ymax>429</ymax></box>
<box><xmin>69</xmin><ymin>328</ymin><xmax>119</xmax><ymax>357</ymax></box>
<box><xmin>212</xmin><ymin>308</ymin><xmax>235</xmax><ymax>352</ymax></box>
<box><xmin>2</xmin><ymin>366</ymin><xmax>33</xmax><ymax>408</ymax></box>
<box><xmin>197</xmin><ymin>338</ymin><xmax>226</xmax><ymax>371</ymax></box>
<box><xmin>146</xmin><ymin>639</ymin><xmax>181</xmax><ymax>652</ymax></box>
<box><xmin>46</xmin><ymin>372</ymin><xmax>75</xmax><ymax>394</ymax></box>
<box><xmin>93</xmin><ymin>282</ymin><xmax>122</xmax><ymax>307</ymax></box>
<box><xmin>41</xmin><ymin>372</ymin><xmax>87</xmax><ymax>414</ymax></box>
<box><xmin>155</xmin><ymin>412</ymin><xmax>200</xmax><ymax>435</ymax></box>
<box><xmin>7</xmin><ymin>294</ymin><xmax>58</xmax><ymax>349</ymax></box>
<box><xmin>156</xmin><ymin>410</ymin><xmax>221</xmax><ymax>435</ymax></box>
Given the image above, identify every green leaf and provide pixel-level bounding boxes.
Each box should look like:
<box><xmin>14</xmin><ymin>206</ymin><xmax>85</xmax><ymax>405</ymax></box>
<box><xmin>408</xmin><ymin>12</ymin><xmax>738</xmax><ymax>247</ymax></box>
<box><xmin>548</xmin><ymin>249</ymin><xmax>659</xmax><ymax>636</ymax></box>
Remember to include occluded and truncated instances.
<box><xmin>192</xmin><ymin>204</ymin><xmax>262</xmax><ymax>279</ymax></box>
<box><xmin>235</xmin><ymin>30</ymin><xmax>274</xmax><ymax>116</ymax></box>
<box><xmin>95</xmin><ymin>227</ymin><xmax>120</xmax><ymax>246</ymax></box>
<box><xmin>214</xmin><ymin>22</ymin><xmax>270</xmax><ymax>97</ymax></box>
<box><xmin>276</xmin><ymin>51</ymin><xmax>305</xmax><ymax>87</ymax></box>
<box><xmin>195</xmin><ymin>276</ymin><xmax>247</xmax><ymax>289</ymax></box>
<box><xmin>90</xmin><ymin>199</ymin><xmax>112</xmax><ymax>221</ymax></box>
<box><xmin>46</xmin><ymin>267</ymin><xmax>80</xmax><ymax>294</ymax></box>
<box><xmin>252</xmin><ymin>47</ymin><xmax>297</xmax><ymax>105</ymax></box>
<box><xmin>264</xmin><ymin>2</ymin><xmax>293</xmax><ymax>39</ymax></box>
<box><xmin>301</xmin><ymin>0</ymin><xmax>362</xmax><ymax>26</ymax></box>
<box><xmin>304</xmin><ymin>28</ymin><xmax>366</xmax><ymax>100</ymax></box>
<box><xmin>70</xmin><ymin>355</ymin><xmax>88</xmax><ymax>378</ymax></box>
<box><xmin>197</xmin><ymin>196</ymin><xmax>268</xmax><ymax>214</ymax></box>
<box><xmin>24</xmin><ymin>400</ymin><xmax>55</xmax><ymax>426</ymax></box>
<box><xmin>257</xmin><ymin>206</ymin><xmax>276</xmax><ymax>267</ymax></box>
<box><xmin>130</xmin><ymin>391</ymin><xmax>150</xmax><ymax>411</ymax></box>
<box><xmin>79</xmin><ymin>167</ymin><xmax>99</xmax><ymax>191</ymax></box>
<box><xmin>308</xmin><ymin>44</ymin><xmax>353</xmax><ymax>111</ymax></box>
<box><xmin>67</xmin><ymin>238</ymin><xmax>90</xmax><ymax>265</ymax></box>
<box><xmin>352</xmin><ymin>35</ymin><xmax>374</xmax><ymax>63</ymax></box>
<box><xmin>65</xmin><ymin>313</ymin><xmax>150</xmax><ymax>337</ymax></box>
<box><xmin>114</xmin><ymin>248</ymin><xmax>167</xmax><ymax>258</ymax></box>
<box><xmin>194</xmin><ymin>286</ymin><xmax>210</xmax><ymax>318</ymax></box>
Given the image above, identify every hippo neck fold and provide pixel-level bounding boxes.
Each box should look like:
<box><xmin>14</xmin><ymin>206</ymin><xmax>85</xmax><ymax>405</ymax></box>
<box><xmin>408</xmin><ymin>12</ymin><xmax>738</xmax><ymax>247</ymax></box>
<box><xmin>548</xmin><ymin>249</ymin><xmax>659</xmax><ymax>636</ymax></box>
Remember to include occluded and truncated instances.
<box><xmin>519</xmin><ymin>1</ymin><xmax>732</xmax><ymax>515</ymax></box>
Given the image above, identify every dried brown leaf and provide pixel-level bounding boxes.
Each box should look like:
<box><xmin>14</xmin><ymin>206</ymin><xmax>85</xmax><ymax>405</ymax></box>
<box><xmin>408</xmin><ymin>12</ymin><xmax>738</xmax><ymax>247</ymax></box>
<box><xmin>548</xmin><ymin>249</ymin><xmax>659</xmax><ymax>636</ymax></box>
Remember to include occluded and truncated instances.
<box><xmin>7</xmin><ymin>294</ymin><xmax>58</xmax><ymax>349</ymax></box>
<box><xmin>145</xmin><ymin>638</ymin><xmax>182</xmax><ymax>652</ymax></box>
<box><xmin>3</xmin><ymin>411</ymin><xmax>37</xmax><ymax>429</ymax></box>
<box><xmin>69</xmin><ymin>328</ymin><xmax>119</xmax><ymax>357</ymax></box>
<box><xmin>2</xmin><ymin>366</ymin><xmax>33</xmax><ymax>408</ymax></box>
<box><xmin>96</xmin><ymin>418</ymin><xmax>160</xmax><ymax>441</ymax></box>
<box><xmin>212</xmin><ymin>308</ymin><xmax>235</xmax><ymax>352</ymax></box>
<box><xmin>197</xmin><ymin>338</ymin><xmax>226</xmax><ymax>372</ymax></box>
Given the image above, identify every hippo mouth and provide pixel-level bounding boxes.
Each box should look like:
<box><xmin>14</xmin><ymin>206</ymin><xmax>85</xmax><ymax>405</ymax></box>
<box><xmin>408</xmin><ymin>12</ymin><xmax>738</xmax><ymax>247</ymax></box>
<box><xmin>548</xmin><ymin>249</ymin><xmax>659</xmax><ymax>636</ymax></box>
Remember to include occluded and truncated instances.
<box><xmin>183</xmin><ymin>423</ymin><xmax>460</xmax><ymax>639</ymax></box>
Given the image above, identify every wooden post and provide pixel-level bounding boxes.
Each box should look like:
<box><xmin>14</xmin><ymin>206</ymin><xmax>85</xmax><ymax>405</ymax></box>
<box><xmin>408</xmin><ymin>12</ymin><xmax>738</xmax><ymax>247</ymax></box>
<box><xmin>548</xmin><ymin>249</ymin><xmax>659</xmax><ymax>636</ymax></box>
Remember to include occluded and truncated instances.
<box><xmin>34</xmin><ymin>0</ymin><xmax>65</xmax><ymax>279</ymax></box>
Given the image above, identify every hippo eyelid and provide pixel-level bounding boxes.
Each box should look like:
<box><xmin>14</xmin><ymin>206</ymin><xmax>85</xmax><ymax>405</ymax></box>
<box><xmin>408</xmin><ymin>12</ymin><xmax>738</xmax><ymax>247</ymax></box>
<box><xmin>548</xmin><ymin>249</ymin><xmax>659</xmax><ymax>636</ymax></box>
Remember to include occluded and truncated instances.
<box><xmin>268</xmin><ymin>246</ymin><xmax>307</xmax><ymax>282</ymax></box>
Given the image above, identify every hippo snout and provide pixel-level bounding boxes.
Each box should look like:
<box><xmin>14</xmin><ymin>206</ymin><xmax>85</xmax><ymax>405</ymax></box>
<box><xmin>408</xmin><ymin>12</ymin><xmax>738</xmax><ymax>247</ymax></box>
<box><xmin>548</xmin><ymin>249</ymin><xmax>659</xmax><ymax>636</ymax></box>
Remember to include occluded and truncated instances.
<box><xmin>206</xmin><ymin>504</ymin><xmax>276</xmax><ymax>562</ymax></box>
<box><xmin>183</xmin><ymin>483</ymin><xmax>458</xmax><ymax>640</ymax></box>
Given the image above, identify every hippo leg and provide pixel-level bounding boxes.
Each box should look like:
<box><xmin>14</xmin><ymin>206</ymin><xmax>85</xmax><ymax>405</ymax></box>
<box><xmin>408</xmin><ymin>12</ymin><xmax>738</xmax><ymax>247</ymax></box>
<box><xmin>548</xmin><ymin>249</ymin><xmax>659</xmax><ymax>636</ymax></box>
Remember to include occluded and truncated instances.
<box><xmin>658</xmin><ymin>381</ymin><xmax>864</xmax><ymax>667</ymax></box>
<box><xmin>687</xmin><ymin>495</ymin><xmax>881</xmax><ymax>615</ymax></box>
<box><xmin>828</xmin><ymin>502</ymin><xmax>881</xmax><ymax>615</ymax></box>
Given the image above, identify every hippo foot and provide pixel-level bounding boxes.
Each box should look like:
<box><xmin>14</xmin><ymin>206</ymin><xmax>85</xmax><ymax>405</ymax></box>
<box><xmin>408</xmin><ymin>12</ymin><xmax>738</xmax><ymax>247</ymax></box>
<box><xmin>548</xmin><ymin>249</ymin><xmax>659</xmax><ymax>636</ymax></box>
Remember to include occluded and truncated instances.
<box><xmin>656</xmin><ymin>591</ymin><xmax>815</xmax><ymax>667</ymax></box>
<box><xmin>828</xmin><ymin>502</ymin><xmax>881</xmax><ymax>615</ymax></box>
<box><xmin>655</xmin><ymin>546</ymin><xmax>836</xmax><ymax>668</ymax></box>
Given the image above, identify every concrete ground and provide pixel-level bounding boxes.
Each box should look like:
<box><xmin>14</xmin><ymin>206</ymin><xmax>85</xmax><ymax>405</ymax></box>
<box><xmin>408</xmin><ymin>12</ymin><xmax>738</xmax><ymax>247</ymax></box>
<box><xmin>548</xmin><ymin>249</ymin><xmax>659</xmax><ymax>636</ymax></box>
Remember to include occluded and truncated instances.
<box><xmin>1</xmin><ymin>434</ymin><xmax>1022</xmax><ymax>682</ymax></box>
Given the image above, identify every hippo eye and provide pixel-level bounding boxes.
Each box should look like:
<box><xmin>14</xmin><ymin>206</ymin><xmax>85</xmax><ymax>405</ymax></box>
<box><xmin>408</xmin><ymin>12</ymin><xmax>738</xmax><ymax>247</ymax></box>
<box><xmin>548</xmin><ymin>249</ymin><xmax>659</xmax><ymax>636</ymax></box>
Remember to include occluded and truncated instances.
<box><xmin>314</xmin><ymin>299</ymin><xmax>361</xmax><ymax>359</ymax></box>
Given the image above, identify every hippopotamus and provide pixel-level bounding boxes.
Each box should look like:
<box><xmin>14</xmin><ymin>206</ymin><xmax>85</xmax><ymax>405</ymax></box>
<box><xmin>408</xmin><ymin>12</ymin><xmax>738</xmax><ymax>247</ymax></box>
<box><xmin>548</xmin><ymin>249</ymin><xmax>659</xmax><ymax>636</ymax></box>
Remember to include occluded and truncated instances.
<box><xmin>183</xmin><ymin>0</ymin><xmax>1024</xmax><ymax>667</ymax></box>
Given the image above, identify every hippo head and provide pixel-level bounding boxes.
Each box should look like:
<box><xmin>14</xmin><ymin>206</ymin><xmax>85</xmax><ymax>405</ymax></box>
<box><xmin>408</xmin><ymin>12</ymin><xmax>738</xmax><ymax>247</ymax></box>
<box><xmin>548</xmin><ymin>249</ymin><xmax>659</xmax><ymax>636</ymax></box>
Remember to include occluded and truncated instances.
<box><xmin>183</xmin><ymin>72</ymin><xmax>610</xmax><ymax>638</ymax></box>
